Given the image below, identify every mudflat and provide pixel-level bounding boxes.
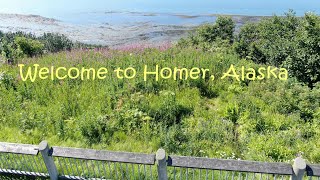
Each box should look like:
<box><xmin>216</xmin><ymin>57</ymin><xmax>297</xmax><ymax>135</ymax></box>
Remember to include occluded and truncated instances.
<box><xmin>0</xmin><ymin>12</ymin><xmax>261</xmax><ymax>47</ymax></box>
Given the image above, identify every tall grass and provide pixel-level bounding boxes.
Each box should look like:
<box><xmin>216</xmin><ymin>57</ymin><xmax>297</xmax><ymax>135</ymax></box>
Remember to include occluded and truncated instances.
<box><xmin>0</xmin><ymin>46</ymin><xmax>319</xmax><ymax>164</ymax></box>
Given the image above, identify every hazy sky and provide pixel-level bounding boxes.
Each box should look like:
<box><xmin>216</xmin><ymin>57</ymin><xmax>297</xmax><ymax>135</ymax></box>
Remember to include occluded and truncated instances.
<box><xmin>0</xmin><ymin>0</ymin><xmax>319</xmax><ymax>17</ymax></box>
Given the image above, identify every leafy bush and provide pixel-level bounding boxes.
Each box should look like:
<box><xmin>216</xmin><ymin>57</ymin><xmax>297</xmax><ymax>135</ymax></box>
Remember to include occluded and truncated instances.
<box><xmin>234</xmin><ymin>11</ymin><xmax>320</xmax><ymax>87</ymax></box>
<box><xmin>80</xmin><ymin>115</ymin><xmax>115</xmax><ymax>144</ymax></box>
<box><xmin>197</xmin><ymin>16</ymin><xmax>235</xmax><ymax>43</ymax></box>
<box><xmin>284</xmin><ymin>13</ymin><xmax>320</xmax><ymax>88</ymax></box>
<box><xmin>40</xmin><ymin>33</ymin><xmax>73</xmax><ymax>53</ymax></box>
<box><xmin>161</xmin><ymin>125</ymin><xmax>189</xmax><ymax>153</ymax></box>
<box><xmin>0</xmin><ymin>72</ymin><xmax>16</xmax><ymax>90</ymax></box>
<box><xmin>178</xmin><ymin>16</ymin><xmax>235</xmax><ymax>50</ymax></box>
<box><xmin>0</xmin><ymin>35</ymin><xmax>22</xmax><ymax>64</ymax></box>
<box><xmin>0</xmin><ymin>31</ymin><xmax>86</xmax><ymax>64</ymax></box>
<box><xmin>14</xmin><ymin>36</ymin><xmax>44</xmax><ymax>57</ymax></box>
<box><xmin>141</xmin><ymin>90</ymin><xmax>193</xmax><ymax>126</ymax></box>
<box><xmin>234</xmin><ymin>23</ymin><xmax>261</xmax><ymax>61</ymax></box>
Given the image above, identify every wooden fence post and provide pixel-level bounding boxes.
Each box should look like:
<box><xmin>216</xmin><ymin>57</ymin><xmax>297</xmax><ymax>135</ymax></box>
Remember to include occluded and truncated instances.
<box><xmin>39</xmin><ymin>141</ymin><xmax>58</xmax><ymax>180</ymax></box>
<box><xmin>291</xmin><ymin>156</ymin><xmax>306</xmax><ymax>180</ymax></box>
<box><xmin>156</xmin><ymin>149</ymin><xmax>168</xmax><ymax>180</ymax></box>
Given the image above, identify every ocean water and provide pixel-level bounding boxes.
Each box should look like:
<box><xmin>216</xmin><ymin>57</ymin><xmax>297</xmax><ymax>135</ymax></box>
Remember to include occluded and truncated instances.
<box><xmin>54</xmin><ymin>12</ymin><xmax>218</xmax><ymax>26</ymax></box>
<box><xmin>0</xmin><ymin>0</ymin><xmax>319</xmax><ymax>25</ymax></box>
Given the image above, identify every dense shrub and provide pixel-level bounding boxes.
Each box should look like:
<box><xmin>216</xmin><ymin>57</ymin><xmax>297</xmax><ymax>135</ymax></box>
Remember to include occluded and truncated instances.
<box><xmin>177</xmin><ymin>16</ymin><xmax>235</xmax><ymax>49</ymax></box>
<box><xmin>80</xmin><ymin>115</ymin><xmax>115</xmax><ymax>144</ymax></box>
<box><xmin>40</xmin><ymin>33</ymin><xmax>73</xmax><ymax>53</ymax></box>
<box><xmin>179</xmin><ymin>11</ymin><xmax>320</xmax><ymax>87</ymax></box>
<box><xmin>285</xmin><ymin>14</ymin><xmax>320</xmax><ymax>88</ymax></box>
<box><xmin>141</xmin><ymin>90</ymin><xmax>193</xmax><ymax>126</ymax></box>
<box><xmin>235</xmin><ymin>11</ymin><xmax>299</xmax><ymax>64</ymax></box>
<box><xmin>234</xmin><ymin>11</ymin><xmax>320</xmax><ymax>87</ymax></box>
<box><xmin>0</xmin><ymin>31</ymin><xmax>90</xmax><ymax>64</ymax></box>
<box><xmin>14</xmin><ymin>36</ymin><xmax>44</xmax><ymax>57</ymax></box>
<box><xmin>234</xmin><ymin>23</ymin><xmax>262</xmax><ymax>62</ymax></box>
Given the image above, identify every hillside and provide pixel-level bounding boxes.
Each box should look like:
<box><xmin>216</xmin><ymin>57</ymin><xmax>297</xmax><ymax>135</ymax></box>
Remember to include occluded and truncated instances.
<box><xmin>0</xmin><ymin>11</ymin><xmax>319</xmax><ymax>164</ymax></box>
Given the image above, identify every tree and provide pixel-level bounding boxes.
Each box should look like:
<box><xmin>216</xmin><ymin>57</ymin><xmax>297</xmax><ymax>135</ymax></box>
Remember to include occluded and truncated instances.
<box><xmin>196</xmin><ymin>16</ymin><xmax>235</xmax><ymax>44</ymax></box>
<box><xmin>40</xmin><ymin>33</ymin><xmax>73</xmax><ymax>53</ymax></box>
<box><xmin>234</xmin><ymin>23</ymin><xmax>260</xmax><ymax>60</ymax></box>
<box><xmin>215</xmin><ymin>16</ymin><xmax>236</xmax><ymax>42</ymax></box>
<box><xmin>234</xmin><ymin>11</ymin><xmax>319</xmax><ymax>87</ymax></box>
<box><xmin>0</xmin><ymin>37</ymin><xmax>22</xmax><ymax>64</ymax></box>
<box><xmin>284</xmin><ymin>13</ymin><xmax>320</xmax><ymax>88</ymax></box>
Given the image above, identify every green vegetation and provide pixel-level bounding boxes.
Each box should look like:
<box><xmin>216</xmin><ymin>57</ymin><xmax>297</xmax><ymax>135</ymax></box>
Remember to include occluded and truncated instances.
<box><xmin>234</xmin><ymin>11</ymin><xmax>320</xmax><ymax>88</ymax></box>
<box><xmin>180</xmin><ymin>11</ymin><xmax>320</xmax><ymax>88</ymax></box>
<box><xmin>14</xmin><ymin>36</ymin><xmax>44</xmax><ymax>58</ymax></box>
<box><xmin>0</xmin><ymin>11</ymin><xmax>319</xmax><ymax>164</ymax></box>
<box><xmin>0</xmin><ymin>32</ymin><xmax>103</xmax><ymax>64</ymax></box>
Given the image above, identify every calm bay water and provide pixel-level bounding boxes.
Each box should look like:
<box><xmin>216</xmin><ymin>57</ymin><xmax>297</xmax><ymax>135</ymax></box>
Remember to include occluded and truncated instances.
<box><xmin>0</xmin><ymin>0</ymin><xmax>319</xmax><ymax>25</ymax></box>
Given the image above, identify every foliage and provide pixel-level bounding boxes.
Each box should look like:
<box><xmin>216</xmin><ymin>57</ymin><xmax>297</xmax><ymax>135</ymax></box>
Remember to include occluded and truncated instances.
<box><xmin>0</xmin><ymin>45</ymin><xmax>319</xmax><ymax>163</ymax></box>
<box><xmin>0</xmin><ymin>11</ymin><xmax>319</xmax><ymax>164</ymax></box>
<box><xmin>0</xmin><ymin>31</ymin><xmax>98</xmax><ymax>64</ymax></box>
<box><xmin>234</xmin><ymin>11</ymin><xmax>320</xmax><ymax>87</ymax></box>
<box><xmin>14</xmin><ymin>36</ymin><xmax>44</xmax><ymax>57</ymax></box>
<box><xmin>39</xmin><ymin>33</ymin><xmax>73</xmax><ymax>53</ymax></box>
<box><xmin>177</xmin><ymin>16</ymin><xmax>235</xmax><ymax>50</ymax></box>
<box><xmin>180</xmin><ymin>11</ymin><xmax>320</xmax><ymax>87</ymax></box>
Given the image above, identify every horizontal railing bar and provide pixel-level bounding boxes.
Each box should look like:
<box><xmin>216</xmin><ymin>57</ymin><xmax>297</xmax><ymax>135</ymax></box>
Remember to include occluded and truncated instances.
<box><xmin>52</xmin><ymin>146</ymin><xmax>156</xmax><ymax>165</ymax></box>
<box><xmin>0</xmin><ymin>168</ymin><xmax>49</xmax><ymax>178</ymax></box>
<box><xmin>59</xmin><ymin>175</ymin><xmax>88</xmax><ymax>180</ymax></box>
<box><xmin>168</xmin><ymin>155</ymin><xmax>294</xmax><ymax>175</ymax></box>
<box><xmin>307</xmin><ymin>164</ymin><xmax>320</xmax><ymax>177</ymax></box>
<box><xmin>2</xmin><ymin>141</ymin><xmax>320</xmax><ymax>179</ymax></box>
<box><xmin>0</xmin><ymin>142</ymin><xmax>39</xmax><ymax>155</ymax></box>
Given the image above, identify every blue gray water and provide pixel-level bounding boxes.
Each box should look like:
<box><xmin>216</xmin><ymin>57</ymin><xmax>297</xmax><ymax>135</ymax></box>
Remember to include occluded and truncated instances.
<box><xmin>1</xmin><ymin>0</ymin><xmax>319</xmax><ymax>25</ymax></box>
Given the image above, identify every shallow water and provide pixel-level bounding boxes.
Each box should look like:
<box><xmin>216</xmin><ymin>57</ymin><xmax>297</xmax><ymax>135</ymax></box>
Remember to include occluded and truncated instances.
<box><xmin>55</xmin><ymin>12</ymin><xmax>217</xmax><ymax>26</ymax></box>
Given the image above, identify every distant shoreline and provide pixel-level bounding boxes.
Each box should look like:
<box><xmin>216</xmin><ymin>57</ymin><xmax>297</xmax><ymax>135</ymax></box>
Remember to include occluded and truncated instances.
<box><xmin>90</xmin><ymin>10</ymin><xmax>295</xmax><ymax>18</ymax></box>
<box><xmin>0</xmin><ymin>12</ymin><xmax>264</xmax><ymax>46</ymax></box>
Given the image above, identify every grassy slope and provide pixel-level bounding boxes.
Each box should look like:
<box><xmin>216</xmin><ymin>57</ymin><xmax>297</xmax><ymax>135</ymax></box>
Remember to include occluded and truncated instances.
<box><xmin>0</xmin><ymin>47</ymin><xmax>319</xmax><ymax>163</ymax></box>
